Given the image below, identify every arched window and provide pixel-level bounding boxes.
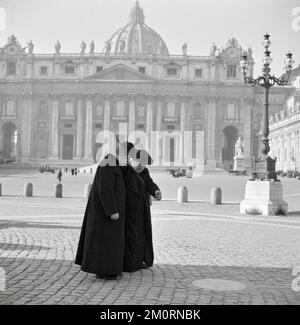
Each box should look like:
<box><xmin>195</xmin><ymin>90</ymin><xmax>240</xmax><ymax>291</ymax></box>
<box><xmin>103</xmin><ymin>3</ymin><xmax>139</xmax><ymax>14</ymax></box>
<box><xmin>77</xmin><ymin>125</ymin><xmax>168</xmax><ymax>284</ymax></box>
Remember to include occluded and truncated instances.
<box><xmin>194</xmin><ymin>103</ymin><xmax>202</xmax><ymax>118</ymax></box>
<box><xmin>115</xmin><ymin>101</ymin><xmax>125</xmax><ymax>117</ymax></box>
<box><xmin>166</xmin><ymin>102</ymin><xmax>176</xmax><ymax>118</ymax></box>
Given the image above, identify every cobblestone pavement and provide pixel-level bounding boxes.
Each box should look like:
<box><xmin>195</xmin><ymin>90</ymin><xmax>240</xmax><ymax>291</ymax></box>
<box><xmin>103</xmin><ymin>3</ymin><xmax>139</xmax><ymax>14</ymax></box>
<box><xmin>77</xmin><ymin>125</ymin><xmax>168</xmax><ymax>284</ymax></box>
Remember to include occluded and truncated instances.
<box><xmin>0</xmin><ymin>195</ymin><xmax>300</xmax><ymax>305</ymax></box>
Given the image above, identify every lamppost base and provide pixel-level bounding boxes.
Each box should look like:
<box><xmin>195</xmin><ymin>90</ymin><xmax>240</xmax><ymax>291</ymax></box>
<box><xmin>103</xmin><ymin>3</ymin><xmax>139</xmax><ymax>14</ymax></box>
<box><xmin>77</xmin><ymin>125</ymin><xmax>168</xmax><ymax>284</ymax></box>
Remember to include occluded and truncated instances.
<box><xmin>240</xmin><ymin>180</ymin><xmax>288</xmax><ymax>216</ymax></box>
<box><xmin>251</xmin><ymin>155</ymin><xmax>277</xmax><ymax>180</ymax></box>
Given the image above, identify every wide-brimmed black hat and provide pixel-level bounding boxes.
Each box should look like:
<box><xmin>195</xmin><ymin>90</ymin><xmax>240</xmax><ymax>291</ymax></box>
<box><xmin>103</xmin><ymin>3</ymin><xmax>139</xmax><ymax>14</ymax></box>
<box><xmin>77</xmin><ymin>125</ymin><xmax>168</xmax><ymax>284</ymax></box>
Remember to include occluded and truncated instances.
<box><xmin>120</xmin><ymin>141</ymin><xmax>138</xmax><ymax>158</ymax></box>
<box><xmin>135</xmin><ymin>149</ymin><xmax>153</xmax><ymax>165</ymax></box>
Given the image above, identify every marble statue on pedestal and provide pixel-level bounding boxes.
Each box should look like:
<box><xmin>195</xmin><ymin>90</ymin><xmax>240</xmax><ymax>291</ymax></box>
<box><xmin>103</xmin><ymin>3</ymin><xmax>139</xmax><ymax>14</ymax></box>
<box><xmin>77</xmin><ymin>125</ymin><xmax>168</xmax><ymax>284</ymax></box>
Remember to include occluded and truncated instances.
<box><xmin>89</xmin><ymin>40</ymin><xmax>95</xmax><ymax>54</ymax></box>
<box><xmin>55</xmin><ymin>41</ymin><xmax>61</xmax><ymax>54</ymax></box>
<box><xmin>80</xmin><ymin>40</ymin><xmax>86</xmax><ymax>54</ymax></box>
<box><xmin>27</xmin><ymin>40</ymin><xmax>34</xmax><ymax>54</ymax></box>
<box><xmin>182</xmin><ymin>42</ymin><xmax>188</xmax><ymax>56</ymax></box>
<box><xmin>235</xmin><ymin>136</ymin><xmax>244</xmax><ymax>156</ymax></box>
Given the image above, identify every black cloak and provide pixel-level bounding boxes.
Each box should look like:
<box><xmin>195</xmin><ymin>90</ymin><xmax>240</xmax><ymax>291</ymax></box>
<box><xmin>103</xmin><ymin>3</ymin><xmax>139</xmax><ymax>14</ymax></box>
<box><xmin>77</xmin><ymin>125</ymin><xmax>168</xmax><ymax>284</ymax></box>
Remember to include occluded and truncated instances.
<box><xmin>123</xmin><ymin>166</ymin><xmax>160</xmax><ymax>272</ymax></box>
<box><xmin>75</xmin><ymin>154</ymin><xmax>126</xmax><ymax>275</ymax></box>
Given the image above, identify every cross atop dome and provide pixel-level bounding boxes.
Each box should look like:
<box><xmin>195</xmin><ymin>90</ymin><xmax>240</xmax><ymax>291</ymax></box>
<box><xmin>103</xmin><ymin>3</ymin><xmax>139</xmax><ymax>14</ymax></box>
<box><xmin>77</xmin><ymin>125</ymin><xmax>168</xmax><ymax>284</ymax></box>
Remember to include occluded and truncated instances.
<box><xmin>130</xmin><ymin>1</ymin><xmax>145</xmax><ymax>24</ymax></box>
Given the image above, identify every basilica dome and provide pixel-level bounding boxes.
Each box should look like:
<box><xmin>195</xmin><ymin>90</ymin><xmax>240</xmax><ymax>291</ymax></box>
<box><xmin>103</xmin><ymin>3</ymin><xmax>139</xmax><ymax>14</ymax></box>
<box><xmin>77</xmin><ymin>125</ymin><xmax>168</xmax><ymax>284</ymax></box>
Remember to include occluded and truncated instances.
<box><xmin>104</xmin><ymin>1</ymin><xmax>169</xmax><ymax>56</ymax></box>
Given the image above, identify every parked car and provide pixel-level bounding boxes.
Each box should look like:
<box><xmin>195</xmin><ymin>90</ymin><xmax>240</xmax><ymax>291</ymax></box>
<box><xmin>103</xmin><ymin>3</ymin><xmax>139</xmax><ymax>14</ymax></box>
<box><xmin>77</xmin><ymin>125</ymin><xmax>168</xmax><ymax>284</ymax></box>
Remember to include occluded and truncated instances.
<box><xmin>167</xmin><ymin>168</ymin><xmax>186</xmax><ymax>178</ymax></box>
<box><xmin>39</xmin><ymin>165</ymin><xmax>55</xmax><ymax>173</ymax></box>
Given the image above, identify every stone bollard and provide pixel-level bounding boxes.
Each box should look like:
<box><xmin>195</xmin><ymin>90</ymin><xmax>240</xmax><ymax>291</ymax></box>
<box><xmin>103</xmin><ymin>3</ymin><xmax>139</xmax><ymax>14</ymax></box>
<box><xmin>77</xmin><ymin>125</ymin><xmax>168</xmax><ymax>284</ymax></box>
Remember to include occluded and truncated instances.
<box><xmin>210</xmin><ymin>187</ymin><xmax>222</xmax><ymax>205</ymax></box>
<box><xmin>84</xmin><ymin>184</ymin><xmax>92</xmax><ymax>199</ymax></box>
<box><xmin>54</xmin><ymin>183</ymin><xmax>63</xmax><ymax>198</ymax></box>
<box><xmin>177</xmin><ymin>186</ymin><xmax>188</xmax><ymax>203</ymax></box>
<box><xmin>0</xmin><ymin>183</ymin><xmax>2</xmax><ymax>196</ymax></box>
<box><xmin>24</xmin><ymin>182</ymin><xmax>33</xmax><ymax>197</ymax></box>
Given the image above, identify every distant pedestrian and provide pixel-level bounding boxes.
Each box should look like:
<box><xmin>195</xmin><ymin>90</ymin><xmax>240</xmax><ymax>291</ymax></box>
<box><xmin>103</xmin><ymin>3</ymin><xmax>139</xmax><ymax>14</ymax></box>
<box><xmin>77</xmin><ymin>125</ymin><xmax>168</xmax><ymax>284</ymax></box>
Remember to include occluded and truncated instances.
<box><xmin>57</xmin><ymin>169</ymin><xmax>62</xmax><ymax>182</ymax></box>
<box><xmin>71</xmin><ymin>168</ymin><xmax>74</xmax><ymax>176</ymax></box>
<box><xmin>75</xmin><ymin>169</ymin><xmax>78</xmax><ymax>176</ymax></box>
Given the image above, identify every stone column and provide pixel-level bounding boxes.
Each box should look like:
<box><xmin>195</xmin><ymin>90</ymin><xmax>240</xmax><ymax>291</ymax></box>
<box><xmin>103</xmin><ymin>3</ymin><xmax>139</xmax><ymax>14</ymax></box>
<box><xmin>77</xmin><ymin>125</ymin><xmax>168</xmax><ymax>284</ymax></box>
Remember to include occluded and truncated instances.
<box><xmin>75</xmin><ymin>98</ymin><xmax>84</xmax><ymax>159</ymax></box>
<box><xmin>128</xmin><ymin>98</ymin><xmax>136</xmax><ymax>137</ymax></box>
<box><xmin>280</xmin><ymin>135</ymin><xmax>284</xmax><ymax>170</ymax></box>
<box><xmin>0</xmin><ymin>99</ymin><xmax>3</xmax><ymax>150</ymax></box>
<box><xmin>154</xmin><ymin>100</ymin><xmax>162</xmax><ymax>165</ymax></box>
<box><xmin>179</xmin><ymin>100</ymin><xmax>187</xmax><ymax>164</ymax></box>
<box><xmin>21</xmin><ymin>96</ymin><xmax>33</xmax><ymax>162</ymax></box>
<box><xmin>243</xmin><ymin>98</ymin><xmax>252</xmax><ymax>157</ymax></box>
<box><xmin>104</xmin><ymin>97</ymin><xmax>111</xmax><ymax>132</ymax></box>
<box><xmin>207</xmin><ymin>98</ymin><xmax>217</xmax><ymax>168</ymax></box>
<box><xmin>287</xmin><ymin>133</ymin><xmax>291</xmax><ymax>170</ymax></box>
<box><xmin>84</xmin><ymin>98</ymin><xmax>93</xmax><ymax>160</ymax></box>
<box><xmin>49</xmin><ymin>97</ymin><xmax>60</xmax><ymax>160</ymax></box>
<box><xmin>146</xmin><ymin>99</ymin><xmax>154</xmax><ymax>153</ymax></box>
<box><xmin>297</xmin><ymin>131</ymin><xmax>300</xmax><ymax>171</ymax></box>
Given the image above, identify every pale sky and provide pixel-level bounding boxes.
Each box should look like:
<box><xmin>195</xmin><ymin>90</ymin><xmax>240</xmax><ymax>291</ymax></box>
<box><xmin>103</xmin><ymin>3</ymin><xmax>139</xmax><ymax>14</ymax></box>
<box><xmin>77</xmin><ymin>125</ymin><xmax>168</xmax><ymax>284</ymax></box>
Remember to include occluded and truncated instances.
<box><xmin>0</xmin><ymin>0</ymin><xmax>299</xmax><ymax>75</ymax></box>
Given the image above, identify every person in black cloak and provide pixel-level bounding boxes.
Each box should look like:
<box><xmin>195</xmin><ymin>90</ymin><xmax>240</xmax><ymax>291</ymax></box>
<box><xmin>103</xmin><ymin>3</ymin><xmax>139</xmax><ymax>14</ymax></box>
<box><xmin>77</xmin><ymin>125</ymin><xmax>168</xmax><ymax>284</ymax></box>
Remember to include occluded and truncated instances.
<box><xmin>75</xmin><ymin>141</ymin><xmax>126</xmax><ymax>280</ymax></box>
<box><xmin>121</xmin><ymin>142</ymin><xmax>162</xmax><ymax>273</ymax></box>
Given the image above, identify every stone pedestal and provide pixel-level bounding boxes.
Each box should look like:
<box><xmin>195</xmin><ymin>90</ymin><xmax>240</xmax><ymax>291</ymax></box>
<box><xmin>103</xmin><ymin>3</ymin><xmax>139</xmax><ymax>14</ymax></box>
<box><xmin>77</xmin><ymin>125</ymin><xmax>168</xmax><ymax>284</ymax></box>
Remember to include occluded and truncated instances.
<box><xmin>240</xmin><ymin>180</ymin><xmax>288</xmax><ymax>216</ymax></box>
<box><xmin>234</xmin><ymin>154</ymin><xmax>252</xmax><ymax>173</ymax></box>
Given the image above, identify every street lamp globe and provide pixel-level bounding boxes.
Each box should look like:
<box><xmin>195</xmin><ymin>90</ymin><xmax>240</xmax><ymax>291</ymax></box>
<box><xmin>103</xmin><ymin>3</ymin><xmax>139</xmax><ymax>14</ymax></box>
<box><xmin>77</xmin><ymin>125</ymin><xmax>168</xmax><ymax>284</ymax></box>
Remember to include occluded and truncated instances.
<box><xmin>263</xmin><ymin>32</ymin><xmax>271</xmax><ymax>49</ymax></box>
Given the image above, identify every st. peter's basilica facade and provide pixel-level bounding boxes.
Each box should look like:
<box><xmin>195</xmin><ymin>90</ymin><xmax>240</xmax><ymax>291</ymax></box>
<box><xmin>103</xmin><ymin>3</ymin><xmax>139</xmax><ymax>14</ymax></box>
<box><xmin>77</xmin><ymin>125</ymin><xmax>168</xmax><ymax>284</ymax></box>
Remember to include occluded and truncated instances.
<box><xmin>0</xmin><ymin>2</ymin><xmax>293</xmax><ymax>169</ymax></box>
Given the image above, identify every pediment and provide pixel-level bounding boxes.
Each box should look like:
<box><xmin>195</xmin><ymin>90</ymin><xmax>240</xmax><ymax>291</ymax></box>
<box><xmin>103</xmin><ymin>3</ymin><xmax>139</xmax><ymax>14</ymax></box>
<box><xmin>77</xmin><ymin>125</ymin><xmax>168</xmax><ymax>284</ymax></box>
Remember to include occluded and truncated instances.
<box><xmin>86</xmin><ymin>64</ymin><xmax>155</xmax><ymax>81</ymax></box>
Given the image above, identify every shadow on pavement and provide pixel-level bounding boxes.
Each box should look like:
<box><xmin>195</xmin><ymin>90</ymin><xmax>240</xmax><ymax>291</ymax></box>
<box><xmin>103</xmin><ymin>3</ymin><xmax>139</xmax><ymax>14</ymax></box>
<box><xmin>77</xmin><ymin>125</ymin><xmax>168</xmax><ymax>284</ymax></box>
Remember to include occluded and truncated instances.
<box><xmin>0</xmin><ymin>220</ymin><xmax>81</xmax><ymax>230</ymax></box>
<box><xmin>0</xmin><ymin>256</ymin><xmax>298</xmax><ymax>305</ymax></box>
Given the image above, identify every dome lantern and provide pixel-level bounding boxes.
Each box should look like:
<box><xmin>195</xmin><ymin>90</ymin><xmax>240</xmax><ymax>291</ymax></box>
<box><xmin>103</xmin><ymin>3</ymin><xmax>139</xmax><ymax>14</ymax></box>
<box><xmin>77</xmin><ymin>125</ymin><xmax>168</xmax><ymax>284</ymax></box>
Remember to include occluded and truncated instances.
<box><xmin>130</xmin><ymin>1</ymin><xmax>145</xmax><ymax>24</ymax></box>
<box><xmin>104</xmin><ymin>1</ymin><xmax>169</xmax><ymax>56</ymax></box>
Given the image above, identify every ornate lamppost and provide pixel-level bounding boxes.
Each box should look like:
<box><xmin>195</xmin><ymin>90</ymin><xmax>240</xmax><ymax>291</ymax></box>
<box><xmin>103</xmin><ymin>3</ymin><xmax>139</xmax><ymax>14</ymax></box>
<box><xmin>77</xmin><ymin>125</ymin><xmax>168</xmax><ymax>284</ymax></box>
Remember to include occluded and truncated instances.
<box><xmin>240</xmin><ymin>33</ymin><xmax>294</xmax><ymax>180</ymax></box>
<box><xmin>240</xmin><ymin>33</ymin><xmax>295</xmax><ymax>216</ymax></box>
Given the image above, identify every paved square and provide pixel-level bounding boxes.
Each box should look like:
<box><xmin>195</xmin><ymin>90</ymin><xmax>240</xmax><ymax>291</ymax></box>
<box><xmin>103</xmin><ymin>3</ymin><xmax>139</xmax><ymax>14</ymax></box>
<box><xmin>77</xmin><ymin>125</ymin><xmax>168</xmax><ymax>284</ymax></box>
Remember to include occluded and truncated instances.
<box><xmin>0</xmin><ymin>170</ymin><xmax>300</xmax><ymax>305</ymax></box>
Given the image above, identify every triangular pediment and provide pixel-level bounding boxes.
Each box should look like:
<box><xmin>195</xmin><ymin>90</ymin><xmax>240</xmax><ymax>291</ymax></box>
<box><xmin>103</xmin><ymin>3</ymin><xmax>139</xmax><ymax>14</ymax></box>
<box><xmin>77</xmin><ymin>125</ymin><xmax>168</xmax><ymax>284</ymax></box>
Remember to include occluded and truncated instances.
<box><xmin>86</xmin><ymin>64</ymin><xmax>155</xmax><ymax>81</ymax></box>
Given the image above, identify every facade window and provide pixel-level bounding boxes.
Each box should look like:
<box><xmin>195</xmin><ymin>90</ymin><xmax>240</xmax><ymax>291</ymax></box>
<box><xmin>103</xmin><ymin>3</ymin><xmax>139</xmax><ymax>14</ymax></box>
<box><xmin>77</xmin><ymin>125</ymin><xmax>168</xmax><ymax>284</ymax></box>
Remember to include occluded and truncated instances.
<box><xmin>225</xmin><ymin>103</ymin><xmax>237</xmax><ymax>120</ymax></box>
<box><xmin>38</xmin><ymin>101</ymin><xmax>47</xmax><ymax>119</ymax></box>
<box><xmin>115</xmin><ymin>101</ymin><xmax>125</xmax><ymax>117</ymax></box>
<box><xmin>65</xmin><ymin>65</ymin><xmax>75</xmax><ymax>74</ymax></box>
<box><xmin>5</xmin><ymin>100</ymin><xmax>15</xmax><ymax>116</ymax></box>
<box><xmin>166</xmin><ymin>102</ymin><xmax>176</xmax><ymax>118</ymax></box>
<box><xmin>7</xmin><ymin>61</ymin><xmax>16</xmax><ymax>75</ymax></box>
<box><xmin>95</xmin><ymin>123</ymin><xmax>102</xmax><ymax>129</ymax></box>
<box><xmin>138</xmin><ymin>67</ymin><xmax>146</xmax><ymax>74</ymax></box>
<box><xmin>167</xmin><ymin>68</ymin><xmax>178</xmax><ymax>76</ymax></box>
<box><xmin>65</xmin><ymin>102</ymin><xmax>74</xmax><ymax>116</ymax></box>
<box><xmin>64</xmin><ymin>123</ymin><xmax>73</xmax><ymax>128</ymax></box>
<box><xmin>167</xmin><ymin>124</ymin><xmax>176</xmax><ymax>130</ymax></box>
<box><xmin>227</xmin><ymin>65</ymin><xmax>237</xmax><ymax>78</ymax></box>
<box><xmin>96</xmin><ymin>66</ymin><xmax>103</xmax><ymax>73</ymax></box>
<box><xmin>96</xmin><ymin>104</ymin><xmax>104</xmax><ymax>117</ymax></box>
<box><xmin>40</xmin><ymin>66</ymin><xmax>48</xmax><ymax>75</ymax></box>
<box><xmin>195</xmin><ymin>69</ymin><xmax>202</xmax><ymax>77</ymax></box>
<box><xmin>137</xmin><ymin>105</ymin><xmax>145</xmax><ymax>117</ymax></box>
<box><xmin>137</xmin><ymin>123</ymin><xmax>145</xmax><ymax>130</ymax></box>
<box><xmin>194</xmin><ymin>103</ymin><xmax>202</xmax><ymax>118</ymax></box>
